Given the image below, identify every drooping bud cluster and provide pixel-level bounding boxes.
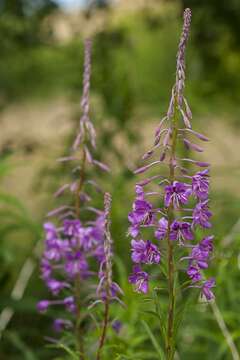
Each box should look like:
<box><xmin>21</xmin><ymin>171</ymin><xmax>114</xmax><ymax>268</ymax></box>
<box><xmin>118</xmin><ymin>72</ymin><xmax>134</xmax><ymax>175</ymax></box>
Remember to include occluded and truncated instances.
<box><xmin>128</xmin><ymin>8</ymin><xmax>215</xmax><ymax>301</ymax></box>
<box><xmin>97</xmin><ymin>193</ymin><xmax>123</xmax><ymax>303</ymax></box>
<box><xmin>95</xmin><ymin>193</ymin><xmax>123</xmax><ymax>360</ymax></box>
<box><xmin>37</xmin><ymin>40</ymin><xmax>111</xmax><ymax>334</ymax></box>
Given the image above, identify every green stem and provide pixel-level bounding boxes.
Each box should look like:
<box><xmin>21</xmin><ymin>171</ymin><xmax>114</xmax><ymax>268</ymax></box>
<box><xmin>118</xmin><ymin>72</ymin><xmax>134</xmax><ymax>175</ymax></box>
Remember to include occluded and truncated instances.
<box><xmin>74</xmin><ymin>149</ymin><xmax>86</xmax><ymax>360</ymax></box>
<box><xmin>74</xmin><ymin>276</ymin><xmax>85</xmax><ymax>360</ymax></box>
<box><xmin>166</xmin><ymin>107</ymin><xmax>178</xmax><ymax>360</ymax></box>
<box><xmin>96</xmin><ymin>297</ymin><xmax>110</xmax><ymax>360</ymax></box>
<box><xmin>96</xmin><ymin>240</ymin><xmax>111</xmax><ymax>360</ymax></box>
<box><xmin>75</xmin><ymin>150</ymin><xmax>86</xmax><ymax>219</ymax></box>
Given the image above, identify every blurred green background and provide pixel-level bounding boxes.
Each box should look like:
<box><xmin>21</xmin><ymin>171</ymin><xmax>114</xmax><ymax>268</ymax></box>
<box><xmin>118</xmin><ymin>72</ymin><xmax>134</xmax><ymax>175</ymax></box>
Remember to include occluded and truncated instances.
<box><xmin>0</xmin><ymin>0</ymin><xmax>240</xmax><ymax>359</ymax></box>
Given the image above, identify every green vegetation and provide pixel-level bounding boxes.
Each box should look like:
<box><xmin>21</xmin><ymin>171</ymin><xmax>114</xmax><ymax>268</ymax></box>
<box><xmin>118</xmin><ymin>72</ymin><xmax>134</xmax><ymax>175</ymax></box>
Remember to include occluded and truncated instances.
<box><xmin>0</xmin><ymin>1</ymin><xmax>240</xmax><ymax>359</ymax></box>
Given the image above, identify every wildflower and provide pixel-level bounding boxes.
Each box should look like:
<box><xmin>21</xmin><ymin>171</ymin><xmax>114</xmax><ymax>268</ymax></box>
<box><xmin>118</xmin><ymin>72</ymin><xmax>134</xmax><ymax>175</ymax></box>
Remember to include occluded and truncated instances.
<box><xmin>131</xmin><ymin>239</ymin><xmax>161</xmax><ymax>264</ymax></box>
<box><xmin>64</xmin><ymin>251</ymin><xmax>88</xmax><ymax>278</ymax></box>
<box><xmin>63</xmin><ymin>219</ymin><xmax>82</xmax><ymax>237</ymax></box>
<box><xmin>164</xmin><ymin>181</ymin><xmax>191</xmax><ymax>209</ymax></box>
<box><xmin>189</xmin><ymin>245</ymin><xmax>209</xmax><ymax>269</ymax></box>
<box><xmin>170</xmin><ymin>220</ymin><xmax>193</xmax><ymax>241</ymax></box>
<box><xmin>129</xmin><ymin>265</ymin><xmax>149</xmax><ymax>294</ymax></box>
<box><xmin>128</xmin><ymin>196</ymin><xmax>154</xmax><ymax>237</ymax></box>
<box><xmin>53</xmin><ymin>319</ymin><xmax>73</xmax><ymax>332</ymax></box>
<box><xmin>128</xmin><ymin>9</ymin><xmax>215</xmax><ymax>358</ymax></box>
<box><xmin>38</xmin><ymin>39</ymin><xmax>109</xmax><ymax>353</ymax></box>
<box><xmin>112</xmin><ymin>320</ymin><xmax>122</xmax><ymax>334</ymax></box>
<box><xmin>37</xmin><ymin>300</ymin><xmax>50</xmax><ymax>313</ymax></box>
<box><xmin>40</xmin><ymin>258</ymin><xmax>52</xmax><ymax>280</ymax></box>
<box><xmin>155</xmin><ymin>217</ymin><xmax>168</xmax><ymax>240</ymax></box>
<box><xmin>46</xmin><ymin>279</ymin><xmax>69</xmax><ymax>295</ymax></box>
<box><xmin>97</xmin><ymin>278</ymin><xmax>122</xmax><ymax>301</ymax></box>
<box><xmin>192</xmin><ymin>169</ymin><xmax>209</xmax><ymax>200</ymax></box>
<box><xmin>135</xmin><ymin>184</ymin><xmax>145</xmax><ymax>199</ymax></box>
<box><xmin>44</xmin><ymin>222</ymin><xmax>58</xmax><ymax>241</ymax></box>
<box><xmin>44</xmin><ymin>239</ymin><xmax>63</xmax><ymax>262</ymax></box>
<box><xmin>187</xmin><ymin>265</ymin><xmax>202</xmax><ymax>282</ymax></box>
<box><xmin>193</xmin><ymin>200</ymin><xmax>212</xmax><ymax>228</ymax></box>
<box><xmin>201</xmin><ymin>278</ymin><xmax>215</xmax><ymax>300</ymax></box>
<box><xmin>63</xmin><ymin>296</ymin><xmax>76</xmax><ymax>313</ymax></box>
<box><xmin>199</xmin><ymin>235</ymin><xmax>214</xmax><ymax>252</ymax></box>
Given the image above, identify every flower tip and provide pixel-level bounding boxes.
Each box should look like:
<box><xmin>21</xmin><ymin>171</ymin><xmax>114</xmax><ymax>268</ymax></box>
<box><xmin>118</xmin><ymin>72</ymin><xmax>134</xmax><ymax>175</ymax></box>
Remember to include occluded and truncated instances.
<box><xmin>184</xmin><ymin>8</ymin><xmax>192</xmax><ymax>18</ymax></box>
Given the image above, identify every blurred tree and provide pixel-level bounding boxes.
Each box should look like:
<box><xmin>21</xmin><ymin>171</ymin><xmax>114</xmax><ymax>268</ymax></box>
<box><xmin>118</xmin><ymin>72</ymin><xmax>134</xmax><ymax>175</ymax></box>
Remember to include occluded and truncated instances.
<box><xmin>0</xmin><ymin>0</ymin><xmax>58</xmax><ymax>51</ymax></box>
<box><xmin>181</xmin><ymin>0</ymin><xmax>240</xmax><ymax>97</ymax></box>
<box><xmin>86</xmin><ymin>0</ymin><xmax>111</xmax><ymax>9</ymax></box>
<box><xmin>181</xmin><ymin>0</ymin><xmax>240</xmax><ymax>49</ymax></box>
<box><xmin>0</xmin><ymin>0</ymin><xmax>59</xmax><ymax>104</ymax></box>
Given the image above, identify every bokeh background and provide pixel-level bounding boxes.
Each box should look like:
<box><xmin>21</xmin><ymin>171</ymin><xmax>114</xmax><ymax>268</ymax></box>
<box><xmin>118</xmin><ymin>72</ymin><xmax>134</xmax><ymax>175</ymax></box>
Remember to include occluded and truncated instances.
<box><xmin>0</xmin><ymin>0</ymin><xmax>240</xmax><ymax>359</ymax></box>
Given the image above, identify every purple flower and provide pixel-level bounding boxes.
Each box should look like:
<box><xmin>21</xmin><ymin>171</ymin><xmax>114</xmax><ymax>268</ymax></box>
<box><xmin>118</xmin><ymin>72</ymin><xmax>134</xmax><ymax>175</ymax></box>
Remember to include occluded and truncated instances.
<box><xmin>47</xmin><ymin>279</ymin><xmax>69</xmax><ymax>295</ymax></box>
<box><xmin>89</xmin><ymin>215</ymin><xmax>105</xmax><ymax>246</ymax></box>
<box><xmin>94</xmin><ymin>244</ymin><xmax>105</xmax><ymax>262</ymax></box>
<box><xmin>129</xmin><ymin>265</ymin><xmax>149</xmax><ymax>294</ymax></box>
<box><xmin>187</xmin><ymin>265</ymin><xmax>202</xmax><ymax>282</ymax></box>
<box><xmin>164</xmin><ymin>181</ymin><xmax>191</xmax><ymax>209</ymax></box>
<box><xmin>155</xmin><ymin>217</ymin><xmax>168</xmax><ymax>240</ymax></box>
<box><xmin>135</xmin><ymin>185</ymin><xmax>145</xmax><ymax>199</ymax></box>
<box><xmin>131</xmin><ymin>239</ymin><xmax>161</xmax><ymax>264</ymax></box>
<box><xmin>44</xmin><ymin>240</ymin><xmax>62</xmax><ymax>262</ymax></box>
<box><xmin>193</xmin><ymin>200</ymin><xmax>212</xmax><ymax>228</ymax></box>
<box><xmin>201</xmin><ymin>278</ymin><xmax>215</xmax><ymax>300</ymax></box>
<box><xmin>81</xmin><ymin>225</ymin><xmax>103</xmax><ymax>251</ymax></box>
<box><xmin>40</xmin><ymin>259</ymin><xmax>52</xmax><ymax>281</ymax></box>
<box><xmin>189</xmin><ymin>245</ymin><xmax>209</xmax><ymax>269</ymax></box>
<box><xmin>78</xmin><ymin>227</ymin><xmax>93</xmax><ymax>250</ymax></box>
<box><xmin>37</xmin><ymin>300</ymin><xmax>50</xmax><ymax>313</ymax></box>
<box><xmin>63</xmin><ymin>296</ymin><xmax>76</xmax><ymax>313</ymax></box>
<box><xmin>38</xmin><ymin>40</ymin><xmax>117</xmax><ymax>341</ymax></box>
<box><xmin>63</xmin><ymin>219</ymin><xmax>82</xmax><ymax>237</ymax></box>
<box><xmin>170</xmin><ymin>220</ymin><xmax>193</xmax><ymax>242</ymax></box>
<box><xmin>109</xmin><ymin>282</ymin><xmax>123</xmax><ymax>298</ymax></box>
<box><xmin>95</xmin><ymin>214</ymin><xmax>105</xmax><ymax>230</ymax></box>
<box><xmin>64</xmin><ymin>251</ymin><xmax>88</xmax><ymax>278</ymax></box>
<box><xmin>44</xmin><ymin>222</ymin><xmax>58</xmax><ymax>241</ymax></box>
<box><xmin>199</xmin><ymin>235</ymin><xmax>214</xmax><ymax>252</ymax></box>
<box><xmin>112</xmin><ymin>320</ymin><xmax>122</xmax><ymax>334</ymax></box>
<box><xmin>128</xmin><ymin>198</ymin><xmax>154</xmax><ymax>237</ymax></box>
<box><xmin>53</xmin><ymin>318</ymin><xmax>73</xmax><ymax>332</ymax></box>
<box><xmin>98</xmin><ymin>280</ymin><xmax>123</xmax><ymax>301</ymax></box>
<box><xmin>192</xmin><ymin>169</ymin><xmax>209</xmax><ymax>200</ymax></box>
<box><xmin>127</xmin><ymin>8</ymin><xmax>216</xmax><ymax>324</ymax></box>
<box><xmin>185</xmin><ymin>236</ymin><xmax>213</xmax><ymax>273</ymax></box>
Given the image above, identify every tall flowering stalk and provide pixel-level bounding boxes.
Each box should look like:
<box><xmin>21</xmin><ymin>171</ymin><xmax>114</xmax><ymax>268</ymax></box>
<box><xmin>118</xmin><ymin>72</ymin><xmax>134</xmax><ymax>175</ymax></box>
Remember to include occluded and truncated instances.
<box><xmin>129</xmin><ymin>8</ymin><xmax>215</xmax><ymax>358</ymax></box>
<box><xmin>37</xmin><ymin>39</ymin><xmax>111</xmax><ymax>358</ymax></box>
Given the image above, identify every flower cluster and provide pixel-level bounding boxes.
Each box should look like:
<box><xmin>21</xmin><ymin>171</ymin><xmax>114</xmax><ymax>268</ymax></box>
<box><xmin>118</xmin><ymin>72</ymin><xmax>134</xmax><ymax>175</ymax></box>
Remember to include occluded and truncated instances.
<box><xmin>37</xmin><ymin>39</ymin><xmax>112</xmax><ymax>335</ymax></box>
<box><xmin>38</xmin><ymin>216</ymin><xmax>105</xmax><ymax>326</ymax></box>
<box><xmin>128</xmin><ymin>8</ymin><xmax>215</xmax><ymax>301</ymax></box>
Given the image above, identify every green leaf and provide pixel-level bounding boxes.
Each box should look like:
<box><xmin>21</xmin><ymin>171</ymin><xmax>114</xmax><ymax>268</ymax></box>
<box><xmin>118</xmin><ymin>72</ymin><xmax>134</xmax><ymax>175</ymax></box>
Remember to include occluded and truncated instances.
<box><xmin>141</xmin><ymin>310</ymin><xmax>162</xmax><ymax>320</ymax></box>
<box><xmin>153</xmin><ymin>290</ymin><xmax>166</xmax><ymax>339</ymax></box>
<box><xmin>48</xmin><ymin>343</ymin><xmax>79</xmax><ymax>360</ymax></box>
<box><xmin>6</xmin><ymin>331</ymin><xmax>38</xmax><ymax>360</ymax></box>
<box><xmin>0</xmin><ymin>193</ymin><xmax>29</xmax><ymax>215</ymax></box>
<box><xmin>141</xmin><ymin>320</ymin><xmax>166</xmax><ymax>360</ymax></box>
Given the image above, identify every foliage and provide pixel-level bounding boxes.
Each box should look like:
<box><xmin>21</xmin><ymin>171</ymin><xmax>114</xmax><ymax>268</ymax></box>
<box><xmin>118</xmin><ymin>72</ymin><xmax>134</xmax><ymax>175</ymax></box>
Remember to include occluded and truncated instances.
<box><xmin>0</xmin><ymin>1</ymin><xmax>240</xmax><ymax>359</ymax></box>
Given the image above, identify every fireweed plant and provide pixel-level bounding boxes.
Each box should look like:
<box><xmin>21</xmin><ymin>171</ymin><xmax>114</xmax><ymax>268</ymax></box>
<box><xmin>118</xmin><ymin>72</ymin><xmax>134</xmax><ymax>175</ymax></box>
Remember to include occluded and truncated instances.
<box><xmin>37</xmin><ymin>40</ymin><xmax>122</xmax><ymax>359</ymax></box>
<box><xmin>129</xmin><ymin>8</ymin><xmax>215</xmax><ymax>359</ymax></box>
